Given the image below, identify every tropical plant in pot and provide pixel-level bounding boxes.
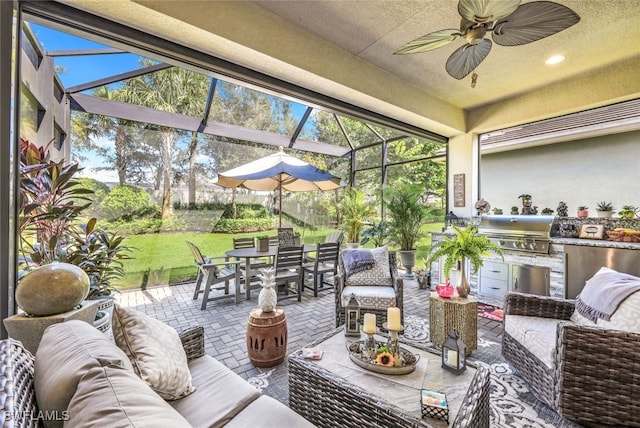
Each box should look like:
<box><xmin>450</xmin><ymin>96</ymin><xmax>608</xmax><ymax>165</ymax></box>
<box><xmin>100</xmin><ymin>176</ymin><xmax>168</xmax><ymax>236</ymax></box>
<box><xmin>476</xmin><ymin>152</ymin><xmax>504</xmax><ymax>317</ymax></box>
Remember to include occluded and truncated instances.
<box><xmin>427</xmin><ymin>225</ymin><xmax>504</xmax><ymax>298</ymax></box>
<box><xmin>360</xmin><ymin>220</ymin><xmax>390</xmax><ymax>247</ymax></box>
<box><xmin>384</xmin><ymin>184</ymin><xmax>427</xmax><ymax>278</ymax></box>
<box><xmin>18</xmin><ymin>138</ymin><xmax>131</xmax><ymax>323</ymax></box>
<box><xmin>339</xmin><ymin>188</ymin><xmax>375</xmax><ymax>248</ymax></box>
<box><xmin>619</xmin><ymin>205</ymin><xmax>639</xmax><ymax>219</ymax></box>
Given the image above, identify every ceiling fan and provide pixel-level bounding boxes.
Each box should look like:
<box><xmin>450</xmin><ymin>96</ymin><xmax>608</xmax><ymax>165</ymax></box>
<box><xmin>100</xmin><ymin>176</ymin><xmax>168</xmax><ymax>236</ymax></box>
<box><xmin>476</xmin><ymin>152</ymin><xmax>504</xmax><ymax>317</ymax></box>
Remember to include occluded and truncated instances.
<box><xmin>394</xmin><ymin>0</ymin><xmax>580</xmax><ymax>80</ymax></box>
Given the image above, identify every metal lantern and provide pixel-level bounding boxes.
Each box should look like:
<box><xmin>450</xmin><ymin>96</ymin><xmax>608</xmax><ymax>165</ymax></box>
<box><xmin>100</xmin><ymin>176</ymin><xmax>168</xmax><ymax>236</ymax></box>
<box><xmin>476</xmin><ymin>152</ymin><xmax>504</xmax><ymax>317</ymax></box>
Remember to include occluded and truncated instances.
<box><xmin>345</xmin><ymin>293</ymin><xmax>360</xmax><ymax>337</ymax></box>
<box><xmin>441</xmin><ymin>329</ymin><xmax>466</xmax><ymax>373</ymax></box>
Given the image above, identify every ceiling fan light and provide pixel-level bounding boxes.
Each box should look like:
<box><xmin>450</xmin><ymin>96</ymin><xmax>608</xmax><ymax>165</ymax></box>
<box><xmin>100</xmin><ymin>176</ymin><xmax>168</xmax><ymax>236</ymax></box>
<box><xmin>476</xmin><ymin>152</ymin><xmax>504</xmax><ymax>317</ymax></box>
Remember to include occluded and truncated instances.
<box><xmin>466</xmin><ymin>26</ymin><xmax>487</xmax><ymax>45</ymax></box>
<box><xmin>546</xmin><ymin>55</ymin><xmax>565</xmax><ymax>65</ymax></box>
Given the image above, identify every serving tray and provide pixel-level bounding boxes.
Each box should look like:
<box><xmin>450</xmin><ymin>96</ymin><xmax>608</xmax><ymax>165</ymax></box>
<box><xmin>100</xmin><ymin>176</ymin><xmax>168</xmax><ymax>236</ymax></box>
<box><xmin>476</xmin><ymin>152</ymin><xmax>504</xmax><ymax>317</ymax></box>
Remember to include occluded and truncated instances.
<box><xmin>347</xmin><ymin>340</ymin><xmax>420</xmax><ymax>375</ymax></box>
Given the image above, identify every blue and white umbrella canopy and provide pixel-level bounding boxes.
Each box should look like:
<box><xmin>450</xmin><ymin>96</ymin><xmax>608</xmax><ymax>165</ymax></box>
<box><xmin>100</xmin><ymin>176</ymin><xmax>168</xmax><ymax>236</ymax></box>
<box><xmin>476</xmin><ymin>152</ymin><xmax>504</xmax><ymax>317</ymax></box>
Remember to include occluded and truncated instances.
<box><xmin>214</xmin><ymin>150</ymin><xmax>343</xmax><ymax>226</ymax></box>
<box><xmin>215</xmin><ymin>150</ymin><xmax>342</xmax><ymax>192</ymax></box>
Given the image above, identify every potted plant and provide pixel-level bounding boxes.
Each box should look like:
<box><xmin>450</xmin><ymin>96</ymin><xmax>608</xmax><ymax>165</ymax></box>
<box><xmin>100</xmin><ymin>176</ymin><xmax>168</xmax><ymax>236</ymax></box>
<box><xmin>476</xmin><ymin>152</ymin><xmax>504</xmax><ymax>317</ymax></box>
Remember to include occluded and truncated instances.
<box><xmin>541</xmin><ymin>207</ymin><xmax>554</xmax><ymax>215</ymax></box>
<box><xmin>576</xmin><ymin>206</ymin><xmax>589</xmax><ymax>218</ymax></box>
<box><xmin>384</xmin><ymin>184</ymin><xmax>428</xmax><ymax>278</ymax></box>
<box><xmin>256</xmin><ymin>235</ymin><xmax>270</xmax><ymax>252</ymax></box>
<box><xmin>18</xmin><ymin>138</ymin><xmax>131</xmax><ymax>326</ymax></box>
<box><xmin>510</xmin><ymin>206</ymin><xmax>519</xmax><ymax>215</ymax></box>
<box><xmin>427</xmin><ymin>225</ymin><xmax>503</xmax><ymax>298</ymax></box>
<box><xmin>619</xmin><ymin>205</ymin><xmax>639</xmax><ymax>219</ymax></box>
<box><xmin>360</xmin><ymin>220</ymin><xmax>390</xmax><ymax>247</ymax></box>
<box><xmin>339</xmin><ymin>188</ymin><xmax>375</xmax><ymax>248</ymax></box>
<box><xmin>492</xmin><ymin>208</ymin><xmax>503</xmax><ymax>215</ymax></box>
<box><xmin>596</xmin><ymin>201</ymin><xmax>615</xmax><ymax>218</ymax></box>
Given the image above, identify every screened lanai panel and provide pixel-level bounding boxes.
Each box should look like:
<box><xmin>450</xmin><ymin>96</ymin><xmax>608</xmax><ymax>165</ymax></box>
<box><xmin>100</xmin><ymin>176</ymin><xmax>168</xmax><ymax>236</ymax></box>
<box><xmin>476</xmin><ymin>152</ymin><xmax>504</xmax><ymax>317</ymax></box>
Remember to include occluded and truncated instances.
<box><xmin>354</xmin><ymin>144</ymin><xmax>382</xmax><ymax>170</ymax></box>
<box><xmin>209</xmin><ymin>81</ymin><xmax>307</xmax><ymax>136</ymax></box>
<box><xmin>354</xmin><ymin>168</ymin><xmax>382</xmax><ymax>210</ymax></box>
<box><xmin>339</xmin><ymin>116</ymin><xmax>381</xmax><ymax>148</ymax></box>
<box><xmin>386</xmin><ymin>137</ymin><xmax>444</xmax><ymax>164</ymax></box>
<box><xmin>298</xmin><ymin>110</ymin><xmax>351</xmax><ymax>150</ymax></box>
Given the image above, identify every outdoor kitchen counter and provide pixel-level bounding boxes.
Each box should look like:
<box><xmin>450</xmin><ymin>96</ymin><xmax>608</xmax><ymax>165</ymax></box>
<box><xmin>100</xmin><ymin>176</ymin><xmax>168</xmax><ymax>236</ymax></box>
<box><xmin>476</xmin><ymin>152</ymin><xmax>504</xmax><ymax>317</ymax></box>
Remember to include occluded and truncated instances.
<box><xmin>550</xmin><ymin>237</ymin><xmax>640</xmax><ymax>250</ymax></box>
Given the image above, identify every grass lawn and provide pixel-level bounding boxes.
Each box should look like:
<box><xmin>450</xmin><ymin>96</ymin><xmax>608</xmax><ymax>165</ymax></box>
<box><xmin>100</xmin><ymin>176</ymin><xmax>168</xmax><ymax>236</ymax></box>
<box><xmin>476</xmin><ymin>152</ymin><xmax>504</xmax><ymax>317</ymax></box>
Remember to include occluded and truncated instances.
<box><xmin>115</xmin><ymin>223</ymin><xmax>444</xmax><ymax>289</ymax></box>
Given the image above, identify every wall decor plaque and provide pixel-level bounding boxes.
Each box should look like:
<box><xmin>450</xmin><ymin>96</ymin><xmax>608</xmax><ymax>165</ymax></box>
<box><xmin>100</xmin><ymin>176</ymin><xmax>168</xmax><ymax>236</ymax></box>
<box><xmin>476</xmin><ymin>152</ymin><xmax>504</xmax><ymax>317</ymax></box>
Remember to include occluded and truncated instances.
<box><xmin>579</xmin><ymin>224</ymin><xmax>604</xmax><ymax>240</ymax></box>
<box><xmin>453</xmin><ymin>174</ymin><xmax>465</xmax><ymax>207</ymax></box>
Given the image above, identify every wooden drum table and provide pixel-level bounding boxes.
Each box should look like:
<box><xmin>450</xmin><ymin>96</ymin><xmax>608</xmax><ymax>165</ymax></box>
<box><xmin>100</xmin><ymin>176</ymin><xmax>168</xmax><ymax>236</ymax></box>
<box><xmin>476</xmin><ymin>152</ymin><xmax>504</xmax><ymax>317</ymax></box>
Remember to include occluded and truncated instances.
<box><xmin>247</xmin><ymin>306</ymin><xmax>288</xmax><ymax>367</ymax></box>
<box><xmin>429</xmin><ymin>293</ymin><xmax>477</xmax><ymax>355</ymax></box>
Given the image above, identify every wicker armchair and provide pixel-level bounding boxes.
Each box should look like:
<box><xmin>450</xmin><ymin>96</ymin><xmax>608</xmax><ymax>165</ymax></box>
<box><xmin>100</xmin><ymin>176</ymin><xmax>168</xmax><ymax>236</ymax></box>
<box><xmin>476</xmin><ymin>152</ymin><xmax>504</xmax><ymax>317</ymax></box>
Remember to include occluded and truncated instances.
<box><xmin>503</xmin><ymin>292</ymin><xmax>640</xmax><ymax>426</ymax></box>
<box><xmin>335</xmin><ymin>249</ymin><xmax>403</xmax><ymax>328</ymax></box>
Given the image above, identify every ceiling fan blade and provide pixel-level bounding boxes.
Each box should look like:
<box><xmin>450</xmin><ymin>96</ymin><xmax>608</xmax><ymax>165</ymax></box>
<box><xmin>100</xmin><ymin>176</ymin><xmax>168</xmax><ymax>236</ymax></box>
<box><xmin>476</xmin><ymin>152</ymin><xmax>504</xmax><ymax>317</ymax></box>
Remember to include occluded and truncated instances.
<box><xmin>458</xmin><ymin>0</ymin><xmax>520</xmax><ymax>24</ymax></box>
<box><xmin>492</xmin><ymin>1</ymin><xmax>580</xmax><ymax>46</ymax></box>
<box><xmin>445</xmin><ymin>39</ymin><xmax>492</xmax><ymax>79</ymax></box>
<box><xmin>394</xmin><ymin>29</ymin><xmax>462</xmax><ymax>55</ymax></box>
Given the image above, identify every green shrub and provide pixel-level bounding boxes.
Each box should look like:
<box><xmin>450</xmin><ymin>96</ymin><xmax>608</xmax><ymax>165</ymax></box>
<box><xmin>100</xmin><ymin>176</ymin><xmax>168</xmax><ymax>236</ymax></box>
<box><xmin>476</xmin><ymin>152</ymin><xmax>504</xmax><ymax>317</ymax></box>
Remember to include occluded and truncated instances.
<box><xmin>100</xmin><ymin>185</ymin><xmax>154</xmax><ymax>220</ymax></box>
<box><xmin>221</xmin><ymin>203</ymin><xmax>270</xmax><ymax>219</ymax></box>
<box><xmin>212</xmin><ymin>218</ymin><xmax>273</xmax><ymax>233</ymax></box>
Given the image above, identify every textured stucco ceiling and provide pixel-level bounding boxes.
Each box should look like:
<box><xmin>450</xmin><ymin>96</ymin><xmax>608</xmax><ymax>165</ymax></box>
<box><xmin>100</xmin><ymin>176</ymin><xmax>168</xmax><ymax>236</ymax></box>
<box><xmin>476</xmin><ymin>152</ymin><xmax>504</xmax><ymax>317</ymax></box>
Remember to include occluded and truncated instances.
<box><xmin>59</xmin><ymin>0</ymin><xmax>640</xmax><ymax>137</ymax></box>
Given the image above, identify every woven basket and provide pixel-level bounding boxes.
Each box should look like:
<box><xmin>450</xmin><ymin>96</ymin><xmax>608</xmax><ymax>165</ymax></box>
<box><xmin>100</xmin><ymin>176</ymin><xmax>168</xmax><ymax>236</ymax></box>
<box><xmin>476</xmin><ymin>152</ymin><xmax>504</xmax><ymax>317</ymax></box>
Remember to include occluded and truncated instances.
<box><xmin>606</xmin><ymin>231</ymin><xmax>640</xmax><ymax>242</ymax></box>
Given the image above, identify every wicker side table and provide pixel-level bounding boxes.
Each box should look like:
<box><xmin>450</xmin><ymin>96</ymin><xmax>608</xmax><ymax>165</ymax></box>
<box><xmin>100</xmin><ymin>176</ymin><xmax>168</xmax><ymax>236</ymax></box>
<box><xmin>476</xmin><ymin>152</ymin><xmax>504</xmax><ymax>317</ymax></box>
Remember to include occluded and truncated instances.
<box><xmin>429</xmin><ymin>293</ymin><xmax>477</xmax><ymax>355</ymax></box>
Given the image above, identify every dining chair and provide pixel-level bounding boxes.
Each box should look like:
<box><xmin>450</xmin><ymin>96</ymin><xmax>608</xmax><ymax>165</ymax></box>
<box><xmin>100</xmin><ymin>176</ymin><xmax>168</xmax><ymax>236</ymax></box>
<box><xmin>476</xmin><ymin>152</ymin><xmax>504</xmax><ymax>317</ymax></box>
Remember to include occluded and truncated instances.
<box><xmin>232</xmin><ymin>236</ymin><xmax>271</xmax><ymax>297</ymax></box>
<box><xmin>186</xmin><ymin>241</ymin><xmax>241</xmax><ymax>309</ymax></box>
<box><xmin>302</xmin><ymin>242</ymin><xmax>340</xmax><ymax>297</ymax></box>
<box><xmin>324</xmin><ymin>231</ymin><xmax>344</xmax><ymax>245</ymax></box>
<box><xmin>274</xmin><ymin>245</ymin><xmax>304</xmax><ymax>302</ymax></box>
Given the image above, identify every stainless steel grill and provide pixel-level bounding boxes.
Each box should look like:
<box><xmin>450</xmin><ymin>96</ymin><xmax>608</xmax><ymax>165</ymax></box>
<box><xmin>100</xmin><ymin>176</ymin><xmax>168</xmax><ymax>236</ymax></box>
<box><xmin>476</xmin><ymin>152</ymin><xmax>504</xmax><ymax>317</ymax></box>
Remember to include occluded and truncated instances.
<box><xmin>477</xmin><ymin>215</ymin><xmax>556</xmax><ymax>254</ymax></box>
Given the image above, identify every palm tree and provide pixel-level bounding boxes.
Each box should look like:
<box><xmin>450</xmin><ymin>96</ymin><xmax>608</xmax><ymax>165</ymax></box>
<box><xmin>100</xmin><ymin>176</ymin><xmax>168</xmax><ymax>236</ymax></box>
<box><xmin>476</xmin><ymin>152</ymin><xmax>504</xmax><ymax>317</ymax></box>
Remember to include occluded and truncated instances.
<box><xmin>118</xmin><ymin>60</ymin><xmax>210</xmax><ymax>219</ymax></box>
<box><xmin>71</xmin><ymin>86</ymin><xmax>137</xmax><ymax>186</ymax></box>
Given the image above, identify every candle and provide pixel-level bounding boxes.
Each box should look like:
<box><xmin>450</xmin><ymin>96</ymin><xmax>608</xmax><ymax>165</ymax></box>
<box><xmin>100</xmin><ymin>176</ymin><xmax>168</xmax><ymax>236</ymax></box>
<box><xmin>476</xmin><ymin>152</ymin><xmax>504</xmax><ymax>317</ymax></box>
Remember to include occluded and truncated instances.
<box><xmin>447</xmin><ymin>350</ymin><xmax>458</xmax><ymax>367</ymax></box>
<box><xmin>363</xmin><ymin>313</ymin><xmax>376</xmax><ymax>334</ymax></box>
<box><xmin>387</xmin><ymin>307</ymin><xmax>401</xmax><ymax>331</ymax></box>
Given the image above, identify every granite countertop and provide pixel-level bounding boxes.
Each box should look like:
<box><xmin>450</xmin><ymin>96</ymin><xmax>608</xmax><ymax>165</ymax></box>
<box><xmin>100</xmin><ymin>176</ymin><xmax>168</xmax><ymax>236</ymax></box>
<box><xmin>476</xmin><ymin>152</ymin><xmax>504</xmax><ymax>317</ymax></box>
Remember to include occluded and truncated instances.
<box><xmin>550</xmin><ymin>237</ymin><xmax>640</xmax><ymax>250</ymax></box>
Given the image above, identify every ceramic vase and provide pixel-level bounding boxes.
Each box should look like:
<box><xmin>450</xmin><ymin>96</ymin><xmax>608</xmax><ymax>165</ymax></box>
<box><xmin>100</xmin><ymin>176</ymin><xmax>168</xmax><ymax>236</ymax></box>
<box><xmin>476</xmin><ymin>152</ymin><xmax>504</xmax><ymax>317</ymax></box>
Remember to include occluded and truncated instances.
<box><xmin>257</xmin><ymin>267</ymin><xmax>277</xmax><ymax>312</ymax></box>
<box><xmin>456</xmin><ymin>260</ymin><xmax>470</xmax><ymax>298</ymax></box>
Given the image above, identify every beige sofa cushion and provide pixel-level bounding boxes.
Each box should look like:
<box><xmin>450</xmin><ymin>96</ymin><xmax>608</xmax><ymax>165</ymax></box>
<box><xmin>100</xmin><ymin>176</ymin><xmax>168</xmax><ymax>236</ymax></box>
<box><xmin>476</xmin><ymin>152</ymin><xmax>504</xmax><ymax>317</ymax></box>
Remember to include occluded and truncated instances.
<box><xmin>345</xmin><ymin>246</ymin><xmax>392</xmax><ymax>286</ymax></box>
<box><xmin>64</xmin><ymin>365</ymin><xmax>191</xmax><ymax>427</ymax></box>
<box><xmin>169</xmin><ymin>355</ymin><xmax>261</xmax><ymax>427</ymax></box>
<box><xmin>112</xmin><ymin>304</ymin><xmax>195</xmax><ymax>400</ymax></box>
<box><xmin>34</xmin><ymin>320</ymin><xmax>133</xmax><ymax>428</ymax></box>
<box><xmin>224</xmin><ymin>395</ymin><xmax>316</xmax><ymax>428</ymax></box>
<box><xmin>504</xmin><ymin>314</ymin><xmax>560</xmax><ymax>369</ymax></box>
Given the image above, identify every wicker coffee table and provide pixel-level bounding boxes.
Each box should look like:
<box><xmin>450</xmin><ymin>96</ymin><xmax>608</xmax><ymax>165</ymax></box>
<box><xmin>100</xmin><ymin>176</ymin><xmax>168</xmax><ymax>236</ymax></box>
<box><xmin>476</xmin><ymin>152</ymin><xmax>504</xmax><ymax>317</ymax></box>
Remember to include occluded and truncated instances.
<box><xmin>289</xmin><ymin>327</ymin><xmax>490</xmax><ymax>428</ymax></box>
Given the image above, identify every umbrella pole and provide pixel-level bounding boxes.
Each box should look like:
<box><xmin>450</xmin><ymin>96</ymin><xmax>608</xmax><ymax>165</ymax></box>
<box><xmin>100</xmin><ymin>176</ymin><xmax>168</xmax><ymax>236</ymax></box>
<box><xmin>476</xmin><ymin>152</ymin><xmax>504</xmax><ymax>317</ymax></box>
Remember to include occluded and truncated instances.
<box><xmin>279</xmin><ymin>188</ymin><xmax>282</xmax><ymax>228</ymax></box>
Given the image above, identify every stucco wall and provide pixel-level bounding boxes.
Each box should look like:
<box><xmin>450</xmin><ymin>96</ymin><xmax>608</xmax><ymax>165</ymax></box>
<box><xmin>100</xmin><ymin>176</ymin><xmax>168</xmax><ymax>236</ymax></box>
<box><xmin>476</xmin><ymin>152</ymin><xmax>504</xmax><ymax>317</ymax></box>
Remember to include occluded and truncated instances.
<box><xmin>480</xmin><ymin>130</ymin><xmax>640</xmax><ymax>215</ymax></box>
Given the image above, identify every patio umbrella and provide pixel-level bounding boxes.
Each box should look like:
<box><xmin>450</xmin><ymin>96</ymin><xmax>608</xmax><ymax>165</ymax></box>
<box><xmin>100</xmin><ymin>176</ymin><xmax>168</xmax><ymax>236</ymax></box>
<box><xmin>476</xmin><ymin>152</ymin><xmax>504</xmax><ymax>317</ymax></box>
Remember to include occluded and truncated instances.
<box><xmin>215</xmin><ymin>150</ymin><xmax>343</xmax><ymax>227</ymax></box>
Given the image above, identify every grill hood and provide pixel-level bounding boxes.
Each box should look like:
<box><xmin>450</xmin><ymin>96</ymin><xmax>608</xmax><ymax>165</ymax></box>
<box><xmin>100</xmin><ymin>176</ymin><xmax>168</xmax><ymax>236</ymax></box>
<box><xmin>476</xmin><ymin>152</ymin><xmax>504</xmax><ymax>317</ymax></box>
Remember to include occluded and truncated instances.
<box><xmin>477</xmin><ymin>215</ymin><xmax>556</xmax><ymax>239</ymax></box>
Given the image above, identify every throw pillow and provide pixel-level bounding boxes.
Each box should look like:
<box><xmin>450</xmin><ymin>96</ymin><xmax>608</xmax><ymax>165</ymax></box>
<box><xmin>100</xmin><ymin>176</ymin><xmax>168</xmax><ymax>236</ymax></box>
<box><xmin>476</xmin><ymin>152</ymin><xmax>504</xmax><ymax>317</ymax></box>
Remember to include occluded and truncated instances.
<box><xmin>112</xmin><ymin>303</ymin><xmax>195</xmax><ymax>400</ymax></box>
<box><xmin>345</xmin><ymin>246</ymin><xmax>393</xmax><ymax>286</ymax></box>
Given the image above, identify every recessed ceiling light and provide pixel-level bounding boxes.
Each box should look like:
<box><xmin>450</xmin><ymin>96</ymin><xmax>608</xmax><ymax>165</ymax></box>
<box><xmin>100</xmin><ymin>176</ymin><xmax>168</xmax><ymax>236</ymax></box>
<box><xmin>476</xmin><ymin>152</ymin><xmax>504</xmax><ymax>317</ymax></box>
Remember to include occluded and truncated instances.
<box><xmin>545</xmin><ymin>55</ymin><xmax>565</xmax><ymax>65</ymax></box>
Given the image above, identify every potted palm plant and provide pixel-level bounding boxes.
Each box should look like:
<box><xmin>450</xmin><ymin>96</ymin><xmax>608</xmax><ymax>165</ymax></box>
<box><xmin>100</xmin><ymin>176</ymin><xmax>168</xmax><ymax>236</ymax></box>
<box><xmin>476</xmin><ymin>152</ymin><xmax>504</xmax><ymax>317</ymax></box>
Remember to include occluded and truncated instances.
<box><xmin>339</xmin><ymin>188</ymin><xmax>375</xmax><ymax>248</ymax></box>
<box><xmin>427</xmin><ymin>225</ymin><xmax>503</xmax><ymax>298</ymax></box>
<box><xmin>384</xmin><ymin>184</ymin><xmax>427</xmax><ymax>278</ymax></box>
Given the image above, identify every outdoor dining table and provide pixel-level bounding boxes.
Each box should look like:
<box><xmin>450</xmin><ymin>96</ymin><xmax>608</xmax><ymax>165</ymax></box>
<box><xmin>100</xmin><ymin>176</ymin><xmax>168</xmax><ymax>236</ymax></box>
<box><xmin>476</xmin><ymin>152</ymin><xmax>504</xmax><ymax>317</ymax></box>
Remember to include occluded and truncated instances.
<box><xmin>225</xmin><ymin>244</ymin><xmax>316</xmax><ymax>300</ymax></box>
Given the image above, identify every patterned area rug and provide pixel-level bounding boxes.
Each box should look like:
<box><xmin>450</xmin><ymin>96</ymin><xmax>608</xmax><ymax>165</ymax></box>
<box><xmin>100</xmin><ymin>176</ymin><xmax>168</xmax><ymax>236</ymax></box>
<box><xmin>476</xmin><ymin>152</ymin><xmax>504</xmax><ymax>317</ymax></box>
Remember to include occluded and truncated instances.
<box><xmin>477</xmin><ymin>303</ymin><xmax>504</xmax><ymax>322</ymax></box>
<box><xmin>247</xmin><ymin>315</ymin><xmax>581</xmax><ymax>427</ymax></box>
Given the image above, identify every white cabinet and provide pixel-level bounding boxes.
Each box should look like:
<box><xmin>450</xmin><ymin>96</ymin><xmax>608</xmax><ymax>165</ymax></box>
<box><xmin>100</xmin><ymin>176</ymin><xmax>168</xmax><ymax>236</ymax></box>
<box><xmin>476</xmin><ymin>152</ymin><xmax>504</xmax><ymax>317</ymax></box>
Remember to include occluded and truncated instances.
<box><xmin>478</xmin><ymin>260</ymin><xmax>550</xmax><ymax>301</ymax></box>
<box><xmin>478</xmin><ymin>261</ymin><xmax>509</xmax><ymax>299</ymax></box>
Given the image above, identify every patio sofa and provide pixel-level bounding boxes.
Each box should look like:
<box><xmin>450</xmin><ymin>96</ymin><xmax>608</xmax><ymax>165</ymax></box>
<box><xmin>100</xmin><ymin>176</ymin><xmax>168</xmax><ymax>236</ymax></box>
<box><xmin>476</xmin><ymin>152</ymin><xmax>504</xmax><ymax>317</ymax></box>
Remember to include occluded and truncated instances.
<box><xmin>503</xmin><ymin>267</ymin><xmax>640</xmax><ymax>426</ymax></box>
<box><xmin>0</xmin><ymin>306</ymin><xmax>314</xmax><ymax>427</ymax></box>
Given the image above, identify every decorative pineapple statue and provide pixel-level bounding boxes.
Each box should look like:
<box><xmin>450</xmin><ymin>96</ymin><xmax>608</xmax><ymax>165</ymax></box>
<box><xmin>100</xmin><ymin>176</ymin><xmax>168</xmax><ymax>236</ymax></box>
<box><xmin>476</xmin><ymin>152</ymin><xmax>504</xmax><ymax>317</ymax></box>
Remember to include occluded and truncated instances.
<box><xmin>257</xmin><ymin>267</ymin><xmax>277</xmax><ymax>312</ymax></box>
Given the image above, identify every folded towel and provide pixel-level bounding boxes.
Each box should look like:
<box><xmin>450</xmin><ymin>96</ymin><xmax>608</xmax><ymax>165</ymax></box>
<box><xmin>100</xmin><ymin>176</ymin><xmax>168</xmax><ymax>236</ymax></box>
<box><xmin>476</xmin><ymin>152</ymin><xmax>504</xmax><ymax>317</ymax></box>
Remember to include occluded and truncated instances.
<box><xmin>342</xmin><ymin>249</ymin><xmax>375</xmax><ymax>277</ymax></box>
<box><xmin>576</xmin><ymin>267</ymin><xmax>640</xmax><ymax>322</ymax></box>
